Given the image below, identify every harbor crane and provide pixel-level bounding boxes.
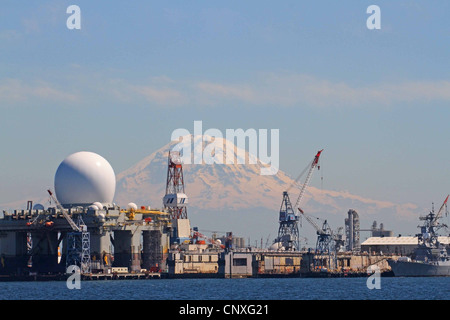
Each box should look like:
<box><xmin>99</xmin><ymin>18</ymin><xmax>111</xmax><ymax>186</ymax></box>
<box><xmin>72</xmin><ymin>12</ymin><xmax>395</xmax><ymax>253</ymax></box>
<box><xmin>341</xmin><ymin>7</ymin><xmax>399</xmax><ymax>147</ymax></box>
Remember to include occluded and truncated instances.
<box><xmin>47</xmin><ymin>189</ymin><xmax>91</xmax><ymax>274</ymax></box>
<box><xmin>298</xmin><ymin>211</ymin><xmax>343</xmax><ymax>270</ymax></box>
<box><xmin>275</xmin><ymin>150</ymin><xmax>323</xmax><ymax>251</ymax></box>
<box><xmin>299</xmin><ymin>212</ymin><xmax>333</xmax><ymax>255</ymax></box>
<box><xmin>292</xmin><ymin>150</ymin><xmax>323</xmax><ymax>214</ymax></box>
<box><xmin>47</xmin><ymin>190</ymin><xmax>80</xmax><ymax>232</ymax></box>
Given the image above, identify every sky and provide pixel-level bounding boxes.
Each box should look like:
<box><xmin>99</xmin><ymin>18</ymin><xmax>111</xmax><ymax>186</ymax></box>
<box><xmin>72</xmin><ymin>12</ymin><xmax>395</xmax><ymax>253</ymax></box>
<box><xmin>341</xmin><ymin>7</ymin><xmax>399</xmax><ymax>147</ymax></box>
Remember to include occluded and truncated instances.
<box><xmin>0</xmin><ymin>1</ymin><xmax>449</xmax><ymax>216</ymax></box>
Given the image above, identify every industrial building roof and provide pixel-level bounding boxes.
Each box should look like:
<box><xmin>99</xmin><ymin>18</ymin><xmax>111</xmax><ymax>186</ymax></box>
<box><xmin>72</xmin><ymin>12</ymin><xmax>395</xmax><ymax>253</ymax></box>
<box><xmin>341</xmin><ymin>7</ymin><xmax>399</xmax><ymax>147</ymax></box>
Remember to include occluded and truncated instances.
<box><xmin>361</xmin><ymin>236</ymin><xmax>450</xmax><ymax>246</ymax></box>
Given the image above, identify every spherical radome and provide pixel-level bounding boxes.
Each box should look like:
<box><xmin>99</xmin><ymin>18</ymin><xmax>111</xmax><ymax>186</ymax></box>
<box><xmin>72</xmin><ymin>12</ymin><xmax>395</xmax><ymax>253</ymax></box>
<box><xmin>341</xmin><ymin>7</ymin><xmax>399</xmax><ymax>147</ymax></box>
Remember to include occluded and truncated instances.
<box><xmin>33</xmin><ymin>204</ymin><xmax>45</xmax><ymax>210</ymax></box>
<box><xmin>270</xmin><ymin>242</ymin><xmax>284</xmax><ymax>251</ymax></box>
<box><xmin>127</xmin><ymin>202</ymin><xmax>138</xmax><ymax>210</ymax></box>
<box><xmin>54</xmin><ymin>151</ymin><xmax>116</xmax><ymax>206</ymax></box>
<box><xmin>93</xmin><ymin>202</ymin><xmax>104</xmax><ymax>210</ymax></box>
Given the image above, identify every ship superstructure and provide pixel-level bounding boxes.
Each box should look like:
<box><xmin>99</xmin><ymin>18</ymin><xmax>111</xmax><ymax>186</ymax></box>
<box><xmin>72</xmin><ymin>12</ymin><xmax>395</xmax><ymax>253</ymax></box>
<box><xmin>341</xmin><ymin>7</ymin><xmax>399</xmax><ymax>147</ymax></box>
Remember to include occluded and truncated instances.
<box><xmin>388</xmin><ymin>195</ymin><xmax>450</xmax><ymax>276</ymax></box>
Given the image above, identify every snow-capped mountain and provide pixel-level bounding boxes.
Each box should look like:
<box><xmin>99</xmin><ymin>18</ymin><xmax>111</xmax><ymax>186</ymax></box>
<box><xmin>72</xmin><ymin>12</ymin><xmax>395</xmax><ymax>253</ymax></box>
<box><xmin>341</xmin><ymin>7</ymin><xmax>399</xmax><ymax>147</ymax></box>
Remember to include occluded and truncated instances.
<box><xmin>115</xmin><ymin>134</ymin><xmax>294</xmax><ymax>210</ymax></box>
<box><xmin>114</xmin><ymin>135</ymin><xmax>422</xmax><ymax>241</ymax></box>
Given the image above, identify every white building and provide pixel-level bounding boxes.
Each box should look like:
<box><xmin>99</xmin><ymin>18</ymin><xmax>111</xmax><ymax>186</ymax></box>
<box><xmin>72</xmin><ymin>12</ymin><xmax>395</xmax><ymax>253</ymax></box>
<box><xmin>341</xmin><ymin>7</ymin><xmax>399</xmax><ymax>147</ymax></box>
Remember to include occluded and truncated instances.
<box><xmin>361</xmin><ymin>236</ymin><xmax>450</xmax><ymax>255</ymax></box>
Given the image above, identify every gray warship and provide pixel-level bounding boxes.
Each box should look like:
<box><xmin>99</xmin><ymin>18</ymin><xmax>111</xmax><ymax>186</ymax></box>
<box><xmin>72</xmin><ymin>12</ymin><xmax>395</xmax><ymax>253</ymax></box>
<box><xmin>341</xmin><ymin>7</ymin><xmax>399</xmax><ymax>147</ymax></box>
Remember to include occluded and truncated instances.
<box><xmin>388</xmin><ymin>196</ymin><xmax>450</xmax><ymax>277</ymax></box>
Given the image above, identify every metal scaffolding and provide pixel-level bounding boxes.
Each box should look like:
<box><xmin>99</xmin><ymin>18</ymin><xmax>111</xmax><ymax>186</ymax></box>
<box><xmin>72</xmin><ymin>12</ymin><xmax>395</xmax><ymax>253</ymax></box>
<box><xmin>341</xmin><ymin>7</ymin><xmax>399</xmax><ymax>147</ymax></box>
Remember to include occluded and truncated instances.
<box><xmin>65</xmin><ymin>216</ymin><xmax>91</xmax><ymax>274</ymax></box>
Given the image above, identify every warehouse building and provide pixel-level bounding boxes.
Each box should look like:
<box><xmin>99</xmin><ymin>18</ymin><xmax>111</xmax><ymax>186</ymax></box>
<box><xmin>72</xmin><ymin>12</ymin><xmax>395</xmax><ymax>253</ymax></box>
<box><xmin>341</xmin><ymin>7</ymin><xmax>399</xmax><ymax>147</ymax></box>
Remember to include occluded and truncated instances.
<box><xmin>361</xmin><ymin>236</ymin><xmax>450</xmax><ymax>256</ymax></box>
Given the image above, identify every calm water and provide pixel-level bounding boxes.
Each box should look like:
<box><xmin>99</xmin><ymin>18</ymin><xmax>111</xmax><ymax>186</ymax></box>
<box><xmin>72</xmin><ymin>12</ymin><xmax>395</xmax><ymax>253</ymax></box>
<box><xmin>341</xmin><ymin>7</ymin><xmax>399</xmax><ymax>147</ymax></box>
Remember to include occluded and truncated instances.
<box><xmin>0</xmin><ymin>277</ymin><xmax>448</xmax><ymax>300</ymax></box>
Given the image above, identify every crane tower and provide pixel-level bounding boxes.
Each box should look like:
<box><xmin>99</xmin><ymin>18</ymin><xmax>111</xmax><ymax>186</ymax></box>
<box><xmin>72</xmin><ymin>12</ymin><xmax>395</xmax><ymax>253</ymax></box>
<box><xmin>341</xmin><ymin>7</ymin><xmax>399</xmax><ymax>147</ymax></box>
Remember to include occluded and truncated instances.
<box><xmin>277</xmin><ymin>191</ymin><xmax>299</xmax><ymax>250</ymax></box>
<box><xmin>275</xmin><ymin>150</ymin><xmax>323</xmax><ymax>251</ymax></box>
<box><xmin>47</xmin><ymin>189</ymin><xmax>91</xmax><ymax>274</ymax></box>
<box><xmin>163</xmin><ymin>151</ymin><xmax>188</xmax><ymax>220</ymax></box>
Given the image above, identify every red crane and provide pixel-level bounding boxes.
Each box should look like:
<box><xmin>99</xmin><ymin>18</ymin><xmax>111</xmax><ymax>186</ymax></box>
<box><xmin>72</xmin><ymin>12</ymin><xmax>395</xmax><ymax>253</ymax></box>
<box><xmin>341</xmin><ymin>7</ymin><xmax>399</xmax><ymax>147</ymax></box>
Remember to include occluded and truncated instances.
<box><xmin>292</xmin><ymin>149</ymin><xmax>323</xmax><ymax>214</ymax></box>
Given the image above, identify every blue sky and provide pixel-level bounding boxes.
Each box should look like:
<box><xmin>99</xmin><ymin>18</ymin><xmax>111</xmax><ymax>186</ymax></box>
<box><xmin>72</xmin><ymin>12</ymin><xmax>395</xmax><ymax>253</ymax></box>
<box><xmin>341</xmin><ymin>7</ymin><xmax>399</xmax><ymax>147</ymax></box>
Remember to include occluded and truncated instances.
<box><xmin>0</xmin><ymin>1</ymin><xmax>449</xmax><ymax>213</ymax></box>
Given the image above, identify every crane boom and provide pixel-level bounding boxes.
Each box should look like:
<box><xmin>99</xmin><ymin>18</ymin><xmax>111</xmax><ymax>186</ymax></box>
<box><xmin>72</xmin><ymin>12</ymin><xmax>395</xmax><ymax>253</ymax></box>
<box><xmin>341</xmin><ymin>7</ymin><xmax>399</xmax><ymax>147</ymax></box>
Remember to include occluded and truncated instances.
<box><xmin>47</xmin><ymin>191</ymin><xmax>91</xmax><ymax>274</ymax></box>
<box><xmin>293</xmin><ymin>150</ymin><xmax>323</xmax><ymax>212</ymax></box>
<box><xmin>27</xmin><ymin>211</ymin><xmax>42</xmax><ymax>226</ymax></box>
<box><xmin>276</xmin><ymin>149</ymin><xmax>323</xmax><ymax>251</ymax></box>
<box><xmin>47</xmin><ymin>189</ymin><xmax>81</xmax><ymax>232</ymax></box>
<box><xmin>433</xmin><ymin>194</ymin><xmax>449</xmax><ymax>226</ymax></box>
<box><xmin>299</xmin><ymin>210</ymin><xmax>322</xmax><ymax>233</ymax></box>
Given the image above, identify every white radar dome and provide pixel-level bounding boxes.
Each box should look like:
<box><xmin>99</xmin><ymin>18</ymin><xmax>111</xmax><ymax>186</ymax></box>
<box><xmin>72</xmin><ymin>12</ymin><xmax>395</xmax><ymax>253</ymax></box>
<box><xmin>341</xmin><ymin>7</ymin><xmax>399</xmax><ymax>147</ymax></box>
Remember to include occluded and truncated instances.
<box><xmin>127</xmin><ymin>202</ymin><xmax>138</xmax><ymax>210</ymax></box>
<box><xmin>33</xmin><ymin>204</ymin><xmax>45</xmax><ymax>210</ymax></box>
<box><xmin>93</xmin><ymin>202</ymin><xmax>104</xmax><ymax>210</ymax></box>
<box><xmin>54</xmin><ymin>151</ymin><xmax>116</xmax><ymax>206</ymax></box>
<box><xmin>270</xmin><ymin>242</ymin><xmax>284</xmax><ymax>251</ymax></box>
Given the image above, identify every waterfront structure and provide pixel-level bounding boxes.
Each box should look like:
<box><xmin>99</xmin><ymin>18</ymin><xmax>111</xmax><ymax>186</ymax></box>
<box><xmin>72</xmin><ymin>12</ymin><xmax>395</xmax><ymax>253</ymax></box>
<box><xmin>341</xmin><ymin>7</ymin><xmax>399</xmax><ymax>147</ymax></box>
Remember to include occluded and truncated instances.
<box><xmin>0</xmin><ymin>152</ymin><xmax>171</xmax><ymax>277</ymax></box>
<box><xmin>361</xmin><ymin>236</ymin><xmax>450</xmax><ymax>255</ymax></box>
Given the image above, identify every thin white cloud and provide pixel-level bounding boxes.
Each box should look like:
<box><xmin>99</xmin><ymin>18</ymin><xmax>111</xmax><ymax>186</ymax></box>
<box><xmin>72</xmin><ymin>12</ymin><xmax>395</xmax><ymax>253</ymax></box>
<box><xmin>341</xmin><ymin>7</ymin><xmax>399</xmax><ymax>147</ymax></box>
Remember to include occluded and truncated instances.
<box><xmin>131</xmin><ymin>85</ymin><xmax>186</xmax><ymax>105</ymax></box>
<box><xmin>306</xmin><ymin>186</ymin><xmax>420</xmax><ymax>219</ymax></box>
<box><xmin>195</xmin><ymin>74</ymin><xmax>450</xmax><ymax>108</ymax></box>
<box><xmin>1</xmin><ymin>73</ymin><xmax>449</xmax><ymax>108</ymax></box>
<box><xmin>0</xmin><ymin>30</ymin><xmax>21</xmax><ymax>40</ymax></box>
<box><xmin>21</xmin><ymin>17</ymin><xmax>41</xmax><ymax>34</ymax></box>
<box><xmin>0</xmin><ymin>79</ymin><xmax>78</xmax><ymax>104</ymax></box>
<box><xmin>195</xmin><ymin>82</ymin><xmax>257</xmax><ymax>102</ymax></box>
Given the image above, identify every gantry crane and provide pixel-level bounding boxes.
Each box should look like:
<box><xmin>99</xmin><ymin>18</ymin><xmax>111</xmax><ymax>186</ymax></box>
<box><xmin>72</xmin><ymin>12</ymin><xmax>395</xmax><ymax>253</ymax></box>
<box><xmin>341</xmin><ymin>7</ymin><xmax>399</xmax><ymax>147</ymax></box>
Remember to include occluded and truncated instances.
<box><xmin>276</xmin><ymin>150</ymin><xmax>323</xmax><ymax>251</ymax></box>
<box><xmin>299</xmin><ymin>212</ymin><xmax>333</xmax><ymax>254</ymax></box>
<box><xmin>298</xmin><ymin>210</ymin><xmax>346</xmax><ymax>270</ymax></box>
<box><xmin>47</xmin><ymin>189</ymin><xmax>91</xmax><ymax>274</ymax></box>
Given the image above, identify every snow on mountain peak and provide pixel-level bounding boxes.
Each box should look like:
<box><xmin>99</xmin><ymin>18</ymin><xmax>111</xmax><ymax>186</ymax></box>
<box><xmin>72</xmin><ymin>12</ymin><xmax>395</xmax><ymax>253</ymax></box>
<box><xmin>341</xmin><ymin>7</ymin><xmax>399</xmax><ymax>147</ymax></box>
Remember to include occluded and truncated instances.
<box><xmin>114</xmin><ymin>136</ymin><xmax>421</xmax><ymax>228</ymax></box>
<box><xmin>115</xmin><ymin>134</ymin><xmax>290</xmax><ymax>210</ymax></box>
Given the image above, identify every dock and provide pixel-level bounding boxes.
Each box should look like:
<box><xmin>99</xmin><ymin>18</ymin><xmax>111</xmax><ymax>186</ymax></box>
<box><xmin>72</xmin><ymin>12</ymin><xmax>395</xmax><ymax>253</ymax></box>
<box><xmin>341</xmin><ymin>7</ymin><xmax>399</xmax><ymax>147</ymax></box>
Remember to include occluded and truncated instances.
<box><xmin>82</xmin><ymin>272</ymin><xmax>162</xmax><ymax>280</ymax></box>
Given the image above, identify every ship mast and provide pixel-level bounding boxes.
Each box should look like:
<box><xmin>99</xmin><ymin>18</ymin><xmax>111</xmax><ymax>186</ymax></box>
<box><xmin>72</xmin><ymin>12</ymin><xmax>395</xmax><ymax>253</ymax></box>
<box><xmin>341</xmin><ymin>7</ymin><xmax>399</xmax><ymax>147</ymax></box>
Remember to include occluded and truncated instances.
<box><xmin>417</xmin><ymin>195</ymin><xmax>449</xmax><ymax>249</ymax></box>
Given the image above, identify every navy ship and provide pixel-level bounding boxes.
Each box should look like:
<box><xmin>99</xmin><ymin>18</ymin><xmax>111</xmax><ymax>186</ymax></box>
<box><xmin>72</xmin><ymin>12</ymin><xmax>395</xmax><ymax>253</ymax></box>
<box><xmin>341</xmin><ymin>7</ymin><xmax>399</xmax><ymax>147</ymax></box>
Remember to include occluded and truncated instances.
<box><xmin>388</xmin><ymin>195</ymin><xmax>450</xmax><ymax>277</ymax></box>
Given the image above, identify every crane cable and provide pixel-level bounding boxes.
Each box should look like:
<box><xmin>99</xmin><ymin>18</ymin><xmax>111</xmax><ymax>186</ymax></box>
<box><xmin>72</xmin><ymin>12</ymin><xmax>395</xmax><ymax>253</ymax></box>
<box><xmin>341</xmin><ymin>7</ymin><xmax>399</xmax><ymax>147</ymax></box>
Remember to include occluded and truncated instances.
<box><xmin>287</xmin><ymin>152</ymin><xmax>325</xmax><ymax>194</ymax></box>
<box><xmin>286</xmin><ymin>159</ymin><xmax>313</xmax><ymax>193</ymax></box>
<box><xmin>287</xmin><ymin>153</ymin><xmax>324</xmax><ymax>210</ymax></box>
<box><xmin>320</xmin><ymin>157</ymin><xmax>324</xmax><ymax>190</ymax></box>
